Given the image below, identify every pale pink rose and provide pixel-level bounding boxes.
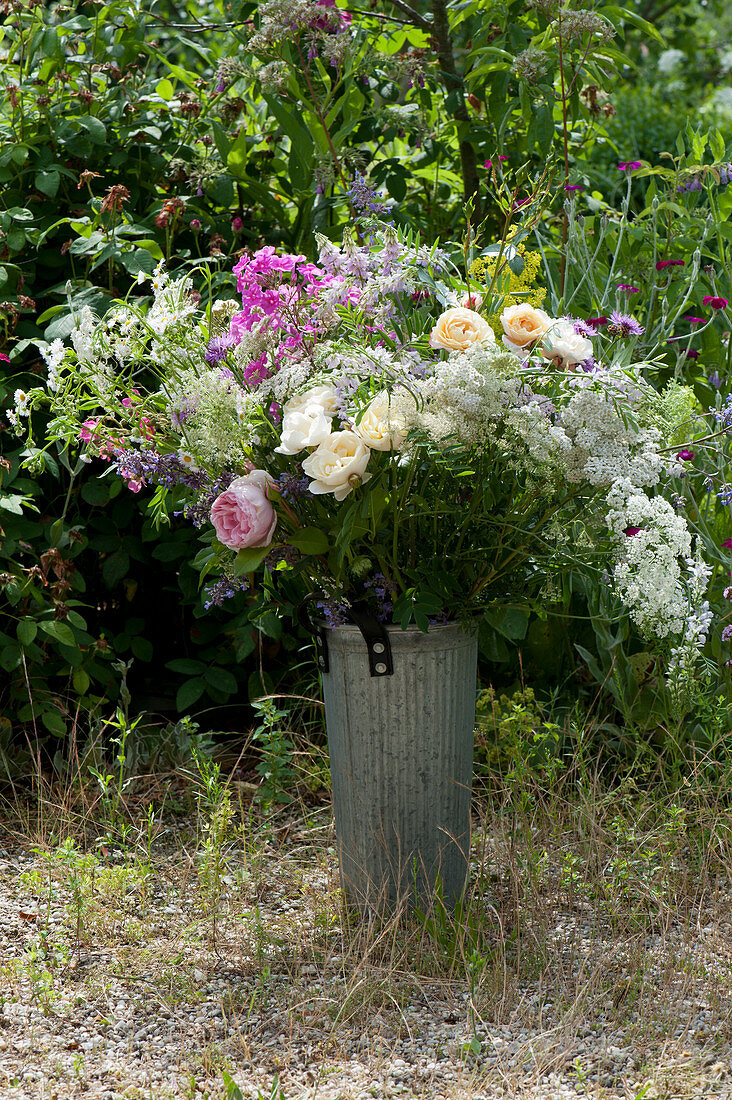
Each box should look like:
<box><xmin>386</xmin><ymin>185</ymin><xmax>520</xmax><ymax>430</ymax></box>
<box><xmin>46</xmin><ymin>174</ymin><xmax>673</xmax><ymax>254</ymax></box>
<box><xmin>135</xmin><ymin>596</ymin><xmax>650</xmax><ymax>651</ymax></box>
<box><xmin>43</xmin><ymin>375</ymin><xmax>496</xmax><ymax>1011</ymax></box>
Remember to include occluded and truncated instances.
<box><xmin>210</xmin><ymin>471</ymin><xmax>277</xmax><ymax>549</ymax></box>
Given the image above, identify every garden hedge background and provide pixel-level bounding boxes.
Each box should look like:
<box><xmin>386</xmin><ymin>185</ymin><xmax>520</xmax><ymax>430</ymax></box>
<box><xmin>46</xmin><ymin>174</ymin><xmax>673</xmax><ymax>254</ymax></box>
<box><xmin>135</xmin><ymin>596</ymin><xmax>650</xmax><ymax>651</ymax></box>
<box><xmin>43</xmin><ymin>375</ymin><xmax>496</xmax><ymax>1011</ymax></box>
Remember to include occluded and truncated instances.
<box><xmin>1</xmin><ymin>0</ymin><xmax>731</xmax><ymax>772</ymax></box>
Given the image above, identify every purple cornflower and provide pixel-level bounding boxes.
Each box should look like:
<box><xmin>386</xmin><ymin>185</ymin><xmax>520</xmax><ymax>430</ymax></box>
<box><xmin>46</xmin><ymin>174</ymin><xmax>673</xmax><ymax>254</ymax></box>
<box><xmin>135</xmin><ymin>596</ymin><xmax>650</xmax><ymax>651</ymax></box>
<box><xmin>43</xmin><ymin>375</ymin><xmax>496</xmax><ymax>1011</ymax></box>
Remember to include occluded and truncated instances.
<box><xmin>573</xmin><ymin>319</ymin><xmax>597</xmax><ymax>339</ymax></box>
<box><xmin>607</xmin><ymin>311</ymin><xmax>644</xmax><ymax>337</ymax></box>
<box><xmin>205</xmin><ymin>334</ymin><xmax>235</xmax><ymax>365</ymax></box>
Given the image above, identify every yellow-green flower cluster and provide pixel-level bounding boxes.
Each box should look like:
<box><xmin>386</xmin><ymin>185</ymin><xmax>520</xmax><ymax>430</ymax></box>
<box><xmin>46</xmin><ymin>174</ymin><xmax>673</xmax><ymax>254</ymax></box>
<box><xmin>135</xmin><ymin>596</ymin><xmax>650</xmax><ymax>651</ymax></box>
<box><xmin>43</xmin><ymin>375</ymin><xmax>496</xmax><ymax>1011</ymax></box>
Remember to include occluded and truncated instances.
<box><xmin>470</xmin><ymin>243</ymin><xmax>547</xmax><ymax>332</ymax></box>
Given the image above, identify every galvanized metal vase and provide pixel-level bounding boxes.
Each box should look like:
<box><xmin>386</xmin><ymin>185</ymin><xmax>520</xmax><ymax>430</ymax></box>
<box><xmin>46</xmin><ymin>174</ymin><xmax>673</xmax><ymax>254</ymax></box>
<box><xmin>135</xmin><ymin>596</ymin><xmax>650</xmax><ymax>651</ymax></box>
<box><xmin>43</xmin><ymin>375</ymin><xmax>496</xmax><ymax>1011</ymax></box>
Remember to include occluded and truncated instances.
<box><xmin>320</xmin><ymin>622</ymin><xmax>477</xmax><ymax>913</ymax></box>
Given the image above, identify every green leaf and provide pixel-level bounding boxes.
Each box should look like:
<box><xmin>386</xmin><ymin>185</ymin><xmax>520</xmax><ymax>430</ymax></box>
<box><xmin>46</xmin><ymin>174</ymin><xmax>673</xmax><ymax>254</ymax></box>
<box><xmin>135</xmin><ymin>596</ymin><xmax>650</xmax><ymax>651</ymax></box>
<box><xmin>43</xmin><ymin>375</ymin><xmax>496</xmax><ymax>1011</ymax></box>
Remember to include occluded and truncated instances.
<box><xmin>81</xmin><ymin>480</ymin><xmax>109</xmax><ymax>506</ymax></box>
<box><xmin>226</xmin><ymin>129</ymin><xmax>249</xmax><ymax>179</ymax></box>
<box><xmin>39</xmin><ymin>620</ymin><xmax>76</xmax><ymax>647</ymax></box>
<box><xmin>130</xmin><ymin>636</ymin><xmax>153</xmax><ymax>662</ymax></box>
<box><xmin>156</xmin><ymin>78</ymin><xmax>174</xmax><ymax>101</ymax></box>
<box><xmin>211</xmin><ymin>121</ymin><xmax>231</xmax><ymax>163</ymax></box>
<box><xmin>253</xmin><ymin>610</ymin><xmax>282</xmax><ymax>640</ymax></box>
<box><xmin>102</xmin><ymin>551</ymin><xmax>130</xmax><ymax>588</ymax></box>
<box><xmin>0</xmin><ymin>644</ymin><xmax>22</xmax><ymax>672</ymax></box>
<box><xmin>528</xmin><ymin>101</ymin><xmax>554</xmax><ymax>157</ymax></box>
<box><xmin>77</xmin><ymin>115</ymin><xmax>107</xmax><ymax>144</ymax></box>
<box><xmin>35</xmin><ymin>169</ymin><xmax>60</xmax><ymax>198</ymax></box>
<box><xmin>166</xmin><ymin>658</ymin><xmax>206</xmax><ymax>675</ymax></box>
<box><xmin>16</xmin><ymin>619</ymin><xmax>37</xmax><ymax>646</ymax></box>
<box><xmin>135</xmin><ymin>238</ymin><xmax>164</xmax><ymax>260</ymax></box>
<box><xmin>41</xmin><ymin>709</ymin><xmax>67</xmax><ymax>736</ymax></box>
<box><xmin>288</xmin><ymin>527</ymin><xmax>329</xmax><ymax>555</ymax></box>
<box><xmin>152</xmin><ymin>541</ymin><xmax>186</xmax><ymax>562</ymax></box>
<box><xmin>484</xmin><ymin>606</ymin><xmax>529</xmax><ymax>641</ymax></box>
<box><xmin>264</xmin><ymin>94</ymin><xmax>314</xmax><ymax>181</ymax></box>
<box><xmin>233</xmin><ymin>546</ymin><xmax>270</xmax><ymax>576</ymax></box>
<box><xmin>204</xmin><ymin>666</ymin><xmax>238</xmax><ymax>695</ymax></box>
<box><xmin>176</xmin><ymin>677</ymin><xmax>206</xmax><ymax>712</ymax></box>
<box><xmin>0</xmin><ymin>493</ymin><xmax>26</xmax><ymax>514</ymax></box>
<box><xmin>72</xmin><ymin>667</ymin><xmax>90</xmax><ymax>695</ymax></box>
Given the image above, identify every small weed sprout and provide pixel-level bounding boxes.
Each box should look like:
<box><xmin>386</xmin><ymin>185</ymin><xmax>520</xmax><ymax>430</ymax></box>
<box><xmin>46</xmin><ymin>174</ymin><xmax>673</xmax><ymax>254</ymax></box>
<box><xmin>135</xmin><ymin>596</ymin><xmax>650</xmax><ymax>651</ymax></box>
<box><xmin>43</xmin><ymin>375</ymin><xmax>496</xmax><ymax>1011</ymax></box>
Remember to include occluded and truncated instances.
<box><xmin>251</xmin><ymin>698</ymin><xmax>296</xmax><ymax>808</ymax></box>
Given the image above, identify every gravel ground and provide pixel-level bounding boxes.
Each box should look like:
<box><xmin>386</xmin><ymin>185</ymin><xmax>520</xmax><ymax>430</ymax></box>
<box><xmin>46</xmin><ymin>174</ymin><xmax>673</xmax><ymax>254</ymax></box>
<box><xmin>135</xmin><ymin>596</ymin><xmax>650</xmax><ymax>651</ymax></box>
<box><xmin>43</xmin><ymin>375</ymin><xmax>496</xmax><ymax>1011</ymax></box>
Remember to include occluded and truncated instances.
<box><xmin>1</xmin><ymin>804</ymin><xmax>731</xmax><ymax>1100</ymax></box>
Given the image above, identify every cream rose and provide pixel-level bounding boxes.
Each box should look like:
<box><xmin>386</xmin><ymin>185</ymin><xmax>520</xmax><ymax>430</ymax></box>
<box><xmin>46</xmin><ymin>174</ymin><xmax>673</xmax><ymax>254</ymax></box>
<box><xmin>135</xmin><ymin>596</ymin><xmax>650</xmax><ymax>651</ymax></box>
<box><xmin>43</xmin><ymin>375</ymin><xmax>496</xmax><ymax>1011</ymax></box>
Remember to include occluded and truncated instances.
<box><xmin>274</xmin><ymin>384</ymin><xmax>338</xmax><ymax>455</ymax></box>
<box><xmin>542</xmin><ymin>320</ymin><xmax>593</xmax><ymax>366</ymax></box>
<box><xmin>285</xmin><ymin>384</ymin><xmax>338</xmax><ymax>416</ymax></box>
<box><xmin>500</xmin><ymin>304</ymin><xmax>553</xmax><ymax>353</ymax></box>
<box><xmin>352</xmin><ymin>390</ymin><xmax>408</xmax><ymax>451</ymax></box>
<box><xmin>301</xmin><ymin>430</ymin><xmax>372</xmax><ymax>501</ymax></box>
<box><xmin>429</xmin><ymin>307</ymin><xmax>496</xmax><ymax>352</ymax></box>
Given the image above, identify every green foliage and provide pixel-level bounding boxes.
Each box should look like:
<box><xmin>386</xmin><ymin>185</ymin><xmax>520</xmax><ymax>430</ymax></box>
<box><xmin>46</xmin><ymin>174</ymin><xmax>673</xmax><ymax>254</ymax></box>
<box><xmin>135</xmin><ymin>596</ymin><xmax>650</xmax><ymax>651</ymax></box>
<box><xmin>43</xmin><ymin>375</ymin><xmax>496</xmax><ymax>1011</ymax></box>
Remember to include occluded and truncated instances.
<box><xmin>1</xmin><ymin>0</ymin><xmax>731</xmax><ymax>758</ymax></box>
<box><xmin>250</xmin><ymin>697</ymin><xmax>296</xmax><ymax>808</ymax></box>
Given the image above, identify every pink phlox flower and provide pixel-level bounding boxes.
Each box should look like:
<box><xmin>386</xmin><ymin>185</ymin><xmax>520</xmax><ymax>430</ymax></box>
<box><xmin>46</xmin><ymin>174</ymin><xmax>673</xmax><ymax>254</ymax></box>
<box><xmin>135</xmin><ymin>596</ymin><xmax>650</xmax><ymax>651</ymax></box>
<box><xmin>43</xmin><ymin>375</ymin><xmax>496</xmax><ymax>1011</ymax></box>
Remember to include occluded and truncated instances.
<box><xmin>243</xmin><ymin>353</ymin><xmax>270</xmax><ymax>386</ymax></box>
<box><xmin>586</xmin><ymin>316</ymin><xmax>608</xmax><ymax>329</ymax></box>
<box><xmin>564</xmin><ymin>183</ymin><xmax>583</xmax><ymax>191</ymax></box>
<box><xmin>618</xmin><ymin>161</ymin><xmax>642</xmax><ymax>171</ymax></box>
<box><xmin>656</xmin><ymin>260</ymin><xmax>685</xmax><ymax>271</ymax></box>
<box><xmin>624</xmin><ymin>527</ymin><xmax>642</xmax><ymax>536</ymax></box>
<box><xmin>722</xmin><ymin>539</ymin><xmax>732</xmax><ymax>549</ymax></box>
<box><xmin>79</xmin><ymin>417</ymin><xmax>101</xmax><ymax>442</ymax></box>
<box><xmin>676</xmin><ymin>450</ymin><xmax>695</xmax><ymax>461</ymax></box>
<box><xmin>703</xmin><ymin>295</ymin><xmax>729</xmax><ymax>310</ymax></box>
<box><xmin>617</xmin><ymin>284</ymin><xmax>639</xmax><ymax>292</ymax></box>
<box><xmin>0</xmin><ymin>352</ymin><xmax>9</xmax><ymax>362</ymax></box>
<box><xmin>686</xmin><ymin>349</ymin><xmax>699</xmax><ymax>359</ymax></box>
<box><xmin>683</xmin><ymin>316</ymin><xmax>705</xmax><ymax>324</ymax></box>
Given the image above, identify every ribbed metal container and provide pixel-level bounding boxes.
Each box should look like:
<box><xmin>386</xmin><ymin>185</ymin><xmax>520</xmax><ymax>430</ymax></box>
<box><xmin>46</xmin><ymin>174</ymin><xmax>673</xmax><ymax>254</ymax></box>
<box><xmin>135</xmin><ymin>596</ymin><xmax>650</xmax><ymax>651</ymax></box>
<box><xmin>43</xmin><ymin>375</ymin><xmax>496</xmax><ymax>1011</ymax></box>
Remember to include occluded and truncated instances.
<box><xmin>321</xmin><ymin>622</ymin><xmax>477</xmax><ymax>913</ymax></box>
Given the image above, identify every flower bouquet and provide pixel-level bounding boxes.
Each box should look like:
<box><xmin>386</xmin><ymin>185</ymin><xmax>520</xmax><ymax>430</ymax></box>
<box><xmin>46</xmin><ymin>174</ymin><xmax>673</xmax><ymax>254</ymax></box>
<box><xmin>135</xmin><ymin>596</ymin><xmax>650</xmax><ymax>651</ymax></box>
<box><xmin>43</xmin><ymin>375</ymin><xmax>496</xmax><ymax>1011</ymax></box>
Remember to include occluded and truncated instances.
<box><xmin>15</xmin><ymin>209</ymin><xmax>712</xmax><ymax>908</ymax></box>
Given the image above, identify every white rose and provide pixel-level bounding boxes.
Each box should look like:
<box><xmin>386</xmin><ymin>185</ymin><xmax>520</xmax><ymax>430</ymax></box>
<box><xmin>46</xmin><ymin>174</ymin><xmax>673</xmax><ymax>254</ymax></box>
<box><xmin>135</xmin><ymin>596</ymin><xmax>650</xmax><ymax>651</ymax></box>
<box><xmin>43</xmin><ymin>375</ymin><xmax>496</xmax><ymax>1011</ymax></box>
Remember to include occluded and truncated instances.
<box><xmin>301</xmin><ymin>430</ymin><xmax>372</xmax><ymax>501</ymax></box>
<box><xmin>352</xmin><ymin>390</ymin><xmax>408</xmax><ymax>451</ymax></box>
<box><xmin>275</xmin><ymin>408</ymin><xmax>333</xmax><ymax>455</ymax></box>
<box><xmin>274</xmin><ymin>384</ymin><xmax>338</xmax><ymax>455</ymax></box>
<box><xmin>542</xmin><ymin>320</ymin><xmax>594</xmax><ymax>365</ymax></box>
<box><xmin>286</xmin><ymin>384</ymin><xmax>338</xmax><ymax>416</ymax></box>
